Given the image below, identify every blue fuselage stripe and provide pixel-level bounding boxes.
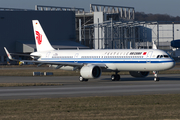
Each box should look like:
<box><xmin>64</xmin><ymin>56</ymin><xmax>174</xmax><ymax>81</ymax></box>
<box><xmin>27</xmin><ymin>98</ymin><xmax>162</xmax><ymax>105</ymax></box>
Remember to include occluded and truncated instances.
<box><xmin>40</xmin><ymin>58</ymin><xmax>174</xmax><ymax>64</ymax></box>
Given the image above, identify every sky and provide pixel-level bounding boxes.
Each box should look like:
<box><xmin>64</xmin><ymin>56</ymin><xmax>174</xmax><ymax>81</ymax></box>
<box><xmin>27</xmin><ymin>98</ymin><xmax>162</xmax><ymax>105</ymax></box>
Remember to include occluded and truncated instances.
<box><xmin>0</xmin><ymin>0</ymin><xmax>180</xmax><ymax>17</ymax></box>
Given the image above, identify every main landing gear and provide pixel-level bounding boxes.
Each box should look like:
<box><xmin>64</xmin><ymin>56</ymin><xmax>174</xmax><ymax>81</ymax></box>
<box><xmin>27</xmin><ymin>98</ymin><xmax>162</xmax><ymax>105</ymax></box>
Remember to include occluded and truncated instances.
<box><xmin>79</xmin><ymin>76</ymin><xmax>88</xmax><ymax>82</ymax></box>
<box><xmin>153</xmin><ymin>71</ymin><xmax>160</xmax><ymax>82</ymax></box>
<box><xmin>111</xmin><ymin>71</ymin><xmax>121</xmax><ymax>81</ymax></box>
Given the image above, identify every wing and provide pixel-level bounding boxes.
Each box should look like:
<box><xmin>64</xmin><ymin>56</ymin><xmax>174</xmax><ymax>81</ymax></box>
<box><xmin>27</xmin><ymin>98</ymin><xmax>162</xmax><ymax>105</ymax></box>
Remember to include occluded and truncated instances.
<box><xmin>4</xmin><ymin>47</ymin><xmax>107</xmax><ymax>68</ymax></box>
<box><xmin>4</xmin><ymin>47</ymin><xmax>82</xmax><ymax>66</ymax></box>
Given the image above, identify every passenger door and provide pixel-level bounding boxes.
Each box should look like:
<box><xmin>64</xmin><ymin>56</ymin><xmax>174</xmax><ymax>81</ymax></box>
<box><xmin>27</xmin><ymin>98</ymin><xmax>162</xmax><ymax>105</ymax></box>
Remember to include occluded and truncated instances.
<box><xmin>146</xmin><ymin>51</ymin><xmax>153</xmax><ymax>63</ymax></box>
<box><xmin>46</xmin><ymin>52</ymin><xmax>51</xmax><ymax>58</ymax></box>
<box><xmin>74</xmin><ymin>53</ymin><xmax>79</xmax><ymax>63</ymax></box>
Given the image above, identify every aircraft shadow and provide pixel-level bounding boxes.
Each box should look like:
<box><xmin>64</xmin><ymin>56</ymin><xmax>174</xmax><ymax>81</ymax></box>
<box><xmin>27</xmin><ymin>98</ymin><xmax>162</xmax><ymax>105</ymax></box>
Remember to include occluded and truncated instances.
<box><xmin>100</xmin><ymin>77</ymin><xmax>180</xmax><ymax>81</ymax></box>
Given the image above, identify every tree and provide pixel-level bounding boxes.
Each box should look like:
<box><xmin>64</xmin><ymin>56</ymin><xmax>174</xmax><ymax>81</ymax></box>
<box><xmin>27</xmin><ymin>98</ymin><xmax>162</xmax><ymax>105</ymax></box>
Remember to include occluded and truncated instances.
<box><xmin>135</xmin><ymin>12</ymin><xmax>180</xmax><ymax>21</ymax></box>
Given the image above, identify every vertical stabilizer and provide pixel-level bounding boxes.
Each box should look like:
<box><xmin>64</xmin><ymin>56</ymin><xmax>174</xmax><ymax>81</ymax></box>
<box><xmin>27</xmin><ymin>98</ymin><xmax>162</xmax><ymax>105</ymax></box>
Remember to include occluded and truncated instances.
<box><xmin>4</xmin><ymin>47</ymin><xmax>12</xmax><ymax>60</ymax></box>
<box><xmin>32</xmin><ymin>20</ymin><xmax>54</xmax><ymax>52</ymax></box>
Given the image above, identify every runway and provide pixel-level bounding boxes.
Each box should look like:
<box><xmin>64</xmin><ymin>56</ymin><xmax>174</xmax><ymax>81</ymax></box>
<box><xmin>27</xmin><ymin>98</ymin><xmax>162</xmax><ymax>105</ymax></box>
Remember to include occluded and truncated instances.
<box><xmin>0</xmin><ymin>74</ymin><xmax>180</xmax><ymax>99</ymax></box>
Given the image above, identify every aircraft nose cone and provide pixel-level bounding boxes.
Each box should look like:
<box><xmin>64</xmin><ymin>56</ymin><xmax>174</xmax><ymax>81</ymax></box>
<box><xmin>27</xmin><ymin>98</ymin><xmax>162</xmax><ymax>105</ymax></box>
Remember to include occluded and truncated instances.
<box><xmin>169</xmin><ymin>59</ymin><xmax>175</xmax><ymax>69</ymax></box>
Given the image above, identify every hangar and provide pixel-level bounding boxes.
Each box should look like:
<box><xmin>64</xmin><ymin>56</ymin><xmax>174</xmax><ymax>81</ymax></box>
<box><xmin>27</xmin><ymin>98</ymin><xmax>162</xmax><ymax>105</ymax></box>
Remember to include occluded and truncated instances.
<box><xmin>37</xmin><ymin>4</ymin><xmax>180</xmax><ymax>58</ymax></box>
<box><xmin>0</xmin><ymin>8</ymin><xmax>88</xmax><ymax>64</ymax></box>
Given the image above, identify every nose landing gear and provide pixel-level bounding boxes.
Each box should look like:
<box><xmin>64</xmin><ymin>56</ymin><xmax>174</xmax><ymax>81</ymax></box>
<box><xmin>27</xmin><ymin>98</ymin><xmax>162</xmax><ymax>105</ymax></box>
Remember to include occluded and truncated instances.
<box><xmin>153</xmin><ymin>71</ymin><xmax>160</xmax><ymax>81</ymax></box>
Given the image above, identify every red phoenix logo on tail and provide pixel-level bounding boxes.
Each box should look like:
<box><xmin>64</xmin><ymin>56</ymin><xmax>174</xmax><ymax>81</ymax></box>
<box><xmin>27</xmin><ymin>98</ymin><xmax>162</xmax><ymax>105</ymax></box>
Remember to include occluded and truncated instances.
<box><xmin>35</xmin><ymin>31</ymin><xmax>42</xmax><ymax>45</ymax></box>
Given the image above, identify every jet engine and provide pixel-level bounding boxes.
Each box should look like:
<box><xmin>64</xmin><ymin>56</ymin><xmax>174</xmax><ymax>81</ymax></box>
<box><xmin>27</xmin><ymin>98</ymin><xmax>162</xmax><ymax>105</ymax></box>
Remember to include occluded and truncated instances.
<box><xmin>129</xmin><ymin>71</ymin><xmax>149</xmax><ymax>78</ymax></box>
<box><xmin>80</xmin><ymin>65</ymin><xmax>101</xmax><ymax>79</ymax></box>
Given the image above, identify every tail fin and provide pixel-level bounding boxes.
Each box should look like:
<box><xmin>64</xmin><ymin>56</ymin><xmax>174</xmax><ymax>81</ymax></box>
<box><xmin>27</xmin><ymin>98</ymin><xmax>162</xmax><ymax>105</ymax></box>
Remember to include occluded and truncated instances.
<box><xmin>32</xmin><ymin>20</ymin><xmax>54</xmax><ymax>52</ymax></box>
<box><xmin>4</xmin><ymin>47</ymin><xmax>12</xmax><ymax>60</ymax></box>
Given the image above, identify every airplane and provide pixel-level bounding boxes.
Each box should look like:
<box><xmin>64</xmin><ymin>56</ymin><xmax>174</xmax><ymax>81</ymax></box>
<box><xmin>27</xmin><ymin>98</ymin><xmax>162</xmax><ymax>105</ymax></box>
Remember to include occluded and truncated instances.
<box><xmin>4</xmin><ymin>20</ymin><xmax>175</xmax><ymax>82</ymax></box>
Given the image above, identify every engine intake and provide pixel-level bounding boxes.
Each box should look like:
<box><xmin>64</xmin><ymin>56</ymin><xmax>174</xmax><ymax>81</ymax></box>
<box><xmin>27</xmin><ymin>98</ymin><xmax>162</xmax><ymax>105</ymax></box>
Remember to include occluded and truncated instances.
<box><xmin>129</xmin><ymin>71</ymin><xmax>149</xmax><ymax>78</ymax></box>
<box><xmin>80</xmin><ymin>65</ymin><xmax>101</xmax><ymax>79</ymax></box>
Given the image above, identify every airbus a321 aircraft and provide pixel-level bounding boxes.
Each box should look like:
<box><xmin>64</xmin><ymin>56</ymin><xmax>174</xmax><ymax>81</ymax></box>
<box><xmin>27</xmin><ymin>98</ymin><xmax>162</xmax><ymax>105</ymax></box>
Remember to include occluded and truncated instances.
<box><xmin>4</xmin><ymin>20</ymin><xmax>175</xmax><ymax>82</ymax></box>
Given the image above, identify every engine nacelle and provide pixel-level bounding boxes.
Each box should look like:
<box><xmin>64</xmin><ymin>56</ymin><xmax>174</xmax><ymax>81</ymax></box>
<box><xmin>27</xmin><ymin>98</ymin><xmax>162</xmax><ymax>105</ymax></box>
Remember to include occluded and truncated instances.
<box><xmin>129</xmin><ymin>71</ymin><xmax>149</xmax><ymax>78</ymax></box>
<box><xmin>80</xmin><ymin>65</ymin><xmax>101</xmax><ymax>79</ymax></box>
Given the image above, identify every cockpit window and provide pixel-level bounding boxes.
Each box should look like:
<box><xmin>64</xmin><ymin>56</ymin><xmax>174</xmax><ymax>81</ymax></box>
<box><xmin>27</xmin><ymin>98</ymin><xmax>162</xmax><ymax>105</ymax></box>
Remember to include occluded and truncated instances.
<box><xmin>157</xmin><ymin>55</ymin><xmax>170</xmax><ymax>58</ymax></box>
<box><xmin>163</xmin><ymin>55</ymin><xmax>169</xmax><ymax>58</ymax></box>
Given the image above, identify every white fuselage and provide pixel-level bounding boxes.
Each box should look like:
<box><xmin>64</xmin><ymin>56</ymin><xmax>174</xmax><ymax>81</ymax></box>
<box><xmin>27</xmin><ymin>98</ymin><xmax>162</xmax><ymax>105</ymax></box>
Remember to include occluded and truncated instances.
<box><xmin>32</xmin><ymin>49</ymin><xmax>175</xmax><ymax>72</ymax></box>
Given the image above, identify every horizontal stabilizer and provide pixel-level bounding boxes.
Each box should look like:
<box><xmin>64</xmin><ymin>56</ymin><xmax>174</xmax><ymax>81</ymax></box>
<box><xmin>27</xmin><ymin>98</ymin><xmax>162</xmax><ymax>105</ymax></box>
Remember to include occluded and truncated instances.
<box><xmin>7</xmin><ymin>53</ymin><xmax>40</xmax><ymax>57</ymax></box>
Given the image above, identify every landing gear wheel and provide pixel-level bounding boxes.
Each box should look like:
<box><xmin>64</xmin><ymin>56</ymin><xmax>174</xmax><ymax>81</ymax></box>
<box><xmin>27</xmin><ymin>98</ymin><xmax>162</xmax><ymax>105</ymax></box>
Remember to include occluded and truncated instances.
<box><xmin>79</xmin><ymin>76</ymin><xmax>88</xmax><ymax>82</ymax></box>
<box><xmin>111</xmin><ymin>74</ymin><xmax>116</xmax><ymax>81</ymax></box>
<box><xmin>111</xmin><ymin>74</ymin><xmax>120</xmax><ymax>81</ymax></box>
<box><xmin>153</xmin><ymin>71</ymin><xmax>160</xmax><ymax>82</ymax></box>
<box><xmin>116</xmin><ymin>75</ymin><xmax>120</xmax><ymax>81</ymax></box>
<box><xmin>154</xmin><ymin>77</ymin><xmax>160</xmax><ymax>82</ymax></box>
<box><xmin>79</xmin><ymin>76</ymin><xmax>84</xmax><ymax>82</ymax></box>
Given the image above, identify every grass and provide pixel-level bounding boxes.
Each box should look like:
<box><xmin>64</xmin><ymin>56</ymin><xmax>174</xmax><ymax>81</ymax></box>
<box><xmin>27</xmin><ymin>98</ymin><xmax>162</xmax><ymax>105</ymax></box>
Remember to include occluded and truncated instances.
<box><xmin>0</xmin><ymin>83</ymin><xmax>63</xmax><ymax>87</ymax></box>
<box><xmin>0</xmin><ymin>94</ymin><xmax>180</xmax><ymax>120</ymax></box>
<box><xmin>0</xmin><ymin>68</ymin><xmax>80</xmax><ymax>76</ymax></box>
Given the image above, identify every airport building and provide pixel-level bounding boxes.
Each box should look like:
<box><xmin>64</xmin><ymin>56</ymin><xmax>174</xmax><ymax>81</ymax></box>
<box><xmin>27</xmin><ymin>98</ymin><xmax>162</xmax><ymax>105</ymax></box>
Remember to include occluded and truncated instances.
<box><xmin>0</xmin><ymin>4</ymin><xmax>180</xmax><ymax>64</ymax></box>
<box><xmin>0</xmin><ymin>7</ymin><xmax>88</xmax><ymax>64</ymax></box>
<box><xmin>36</xmin><ymin>5</ymin><xmax>180</xmax><ymax>55</ymax></box>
